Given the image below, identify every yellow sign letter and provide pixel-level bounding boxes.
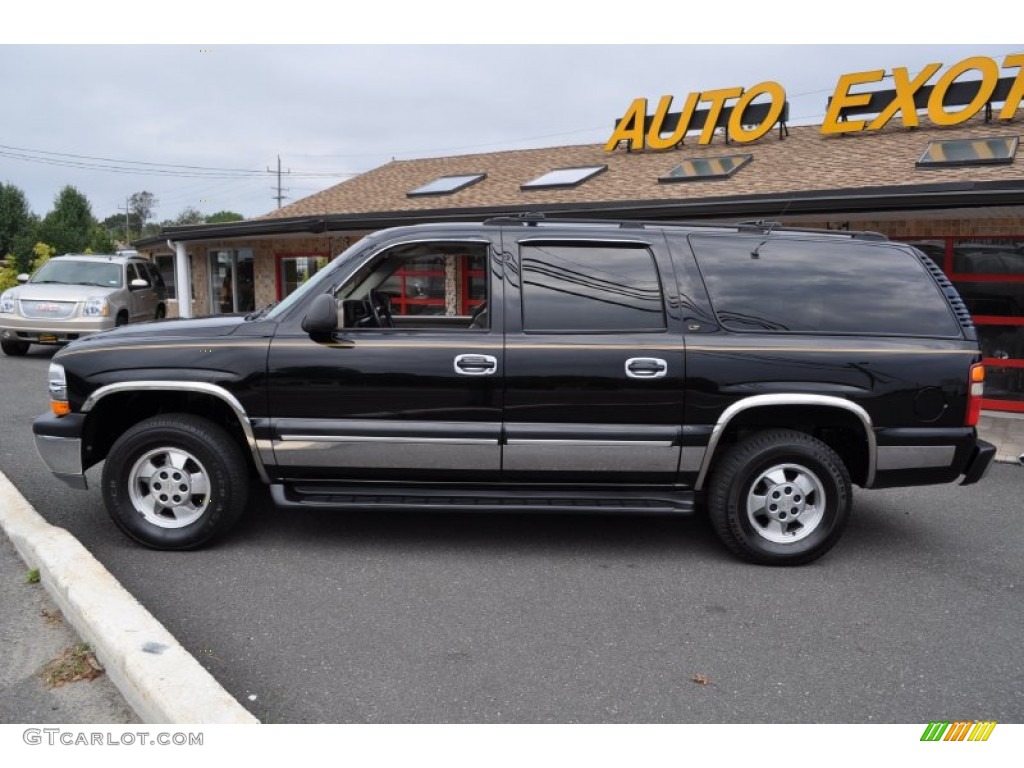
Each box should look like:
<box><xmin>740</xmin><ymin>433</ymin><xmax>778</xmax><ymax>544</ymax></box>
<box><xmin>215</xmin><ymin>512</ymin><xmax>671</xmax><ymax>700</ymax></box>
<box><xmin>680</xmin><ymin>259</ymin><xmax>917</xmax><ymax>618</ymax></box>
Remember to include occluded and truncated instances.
<box><xmin>822</xmin><ymin>69</ymin><xmax>885</xmax><ymax>134</ymax></box>
<box><xmin>605</xmin><ymin>98</ymin><xmax>648</xmax><ymax>152</ymax></box>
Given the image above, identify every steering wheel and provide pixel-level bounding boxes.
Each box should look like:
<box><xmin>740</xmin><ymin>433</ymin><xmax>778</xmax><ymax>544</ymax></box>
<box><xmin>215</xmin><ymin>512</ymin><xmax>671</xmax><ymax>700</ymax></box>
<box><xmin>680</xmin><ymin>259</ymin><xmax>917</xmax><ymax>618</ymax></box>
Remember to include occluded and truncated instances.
<box><xmin>368</xmin><ymin>289</ymin><xmax>394</xmax><ymax>328</ymax></box>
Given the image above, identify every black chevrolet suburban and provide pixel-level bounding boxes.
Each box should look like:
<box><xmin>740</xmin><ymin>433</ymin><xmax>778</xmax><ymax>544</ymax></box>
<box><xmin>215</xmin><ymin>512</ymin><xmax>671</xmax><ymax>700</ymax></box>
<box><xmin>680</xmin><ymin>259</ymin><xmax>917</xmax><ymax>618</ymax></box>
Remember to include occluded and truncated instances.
<box><xmin>32</xmin><ymin>217</ymin><xmax>996</xmax><ymax>564</ymax></box>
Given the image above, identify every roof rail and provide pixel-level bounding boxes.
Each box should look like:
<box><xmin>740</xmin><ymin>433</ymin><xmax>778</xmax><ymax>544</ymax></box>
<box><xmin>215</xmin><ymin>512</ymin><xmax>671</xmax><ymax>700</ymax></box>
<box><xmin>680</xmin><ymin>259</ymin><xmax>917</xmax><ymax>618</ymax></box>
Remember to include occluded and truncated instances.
<box><xmin>480</xmin><ymin>214</ymin><xmax>889</xmax><ymax>240</ymax></box>
<box><xmin>735</xmin><ymin>220</ymin><xmax>888</xmax><ymax>241</ymax></box>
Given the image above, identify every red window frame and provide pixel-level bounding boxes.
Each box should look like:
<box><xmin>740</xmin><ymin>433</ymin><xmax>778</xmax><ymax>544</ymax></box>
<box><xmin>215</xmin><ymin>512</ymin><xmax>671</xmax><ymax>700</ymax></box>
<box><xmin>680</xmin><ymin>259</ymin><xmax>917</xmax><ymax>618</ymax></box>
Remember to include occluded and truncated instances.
<box><xmin>389</xmin><ymin>256</ymin><xmax>485</xmax><ymax>316</ymax></box>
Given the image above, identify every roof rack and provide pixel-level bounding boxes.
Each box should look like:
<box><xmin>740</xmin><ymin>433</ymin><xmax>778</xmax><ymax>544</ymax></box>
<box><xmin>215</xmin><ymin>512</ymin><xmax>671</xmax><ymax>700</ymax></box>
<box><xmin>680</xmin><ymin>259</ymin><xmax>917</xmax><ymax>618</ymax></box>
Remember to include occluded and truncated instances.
<box><xmin>481</xmin><ymin>213</ymin><xmax>888</xmax><ymax>241</ymax></box>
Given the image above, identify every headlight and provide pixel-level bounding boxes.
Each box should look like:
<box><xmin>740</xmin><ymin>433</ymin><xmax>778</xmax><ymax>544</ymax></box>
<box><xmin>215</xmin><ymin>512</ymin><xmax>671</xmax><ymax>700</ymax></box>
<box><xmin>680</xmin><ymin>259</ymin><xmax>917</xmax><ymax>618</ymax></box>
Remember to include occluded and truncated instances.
<box><xmin>48</xmin><ymin>362</ymin><xmax>70</xmax><ymax>416</ymax></box>
<box><xmin>83</xmin><ymin>296</ymin><xmax>110</xmax><ymax>317</ymax></box>
<box><xmin>0</xmin><ymin>290</ymin><xmax>16</xmax><ymax>314</ymax></box>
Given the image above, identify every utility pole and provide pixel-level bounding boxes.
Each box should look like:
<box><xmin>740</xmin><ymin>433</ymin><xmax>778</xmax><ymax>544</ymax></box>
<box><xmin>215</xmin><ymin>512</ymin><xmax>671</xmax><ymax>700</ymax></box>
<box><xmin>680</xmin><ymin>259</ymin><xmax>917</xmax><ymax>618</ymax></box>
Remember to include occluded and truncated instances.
<box><xmin>268</xmin><ymin>155</ymin><xmax>290</xmax><ymax>209</ymax></box>
<box><xmin>118</xmin><ymin>197</ymin><xmax>131</xmax><ymax>242</ymax></box>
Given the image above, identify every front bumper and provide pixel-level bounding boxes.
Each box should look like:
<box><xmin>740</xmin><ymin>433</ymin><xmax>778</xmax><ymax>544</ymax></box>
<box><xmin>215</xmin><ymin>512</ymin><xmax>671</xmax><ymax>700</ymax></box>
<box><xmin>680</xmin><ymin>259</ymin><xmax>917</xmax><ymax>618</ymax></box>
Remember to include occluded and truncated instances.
<box><xmin>32</xmin><ymin>412</ymin><xmax>88</xmax><ymax>489</ymax></box>
<box><xmin>2</xmin><ymin>315</ymin><xmax>115</xmax><ymax>344</ymax></box>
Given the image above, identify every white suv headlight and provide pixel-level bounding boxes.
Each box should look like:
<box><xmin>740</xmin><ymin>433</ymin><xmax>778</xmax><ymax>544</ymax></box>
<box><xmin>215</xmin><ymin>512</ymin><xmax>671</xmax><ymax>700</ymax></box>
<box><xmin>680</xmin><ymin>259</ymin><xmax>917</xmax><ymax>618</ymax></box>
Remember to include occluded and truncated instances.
<box><xmin>0</xmin><ymin>290</ymin><xmax>16</xmax><ymax>314</ymax></box>
<box><xmin>83</xmin><ymin>296</ymin><xmax>110</xmax><ymax>317</ymax></box>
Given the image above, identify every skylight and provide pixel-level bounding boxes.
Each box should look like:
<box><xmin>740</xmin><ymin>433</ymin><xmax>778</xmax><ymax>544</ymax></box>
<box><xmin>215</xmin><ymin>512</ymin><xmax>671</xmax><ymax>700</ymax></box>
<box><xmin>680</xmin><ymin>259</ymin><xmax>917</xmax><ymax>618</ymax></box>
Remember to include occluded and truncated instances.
<box><xmin>521</xmin><ymin>165</ymin><xmax>607</xmax><ymax>190</ymax></box>
<box><xmin>917</xmin><ymin>137</ymin><xmax>1018</xmax><ymax>168</ymax></box>
<box><xmin>659</xmin><ymin>154</ymin><xmax>753</xmax><ymax>183</ymax></box>
<box><xmin>407</xmin><ymin>173</ymin><xmax>486</xmax><ymax>197</ymax></box>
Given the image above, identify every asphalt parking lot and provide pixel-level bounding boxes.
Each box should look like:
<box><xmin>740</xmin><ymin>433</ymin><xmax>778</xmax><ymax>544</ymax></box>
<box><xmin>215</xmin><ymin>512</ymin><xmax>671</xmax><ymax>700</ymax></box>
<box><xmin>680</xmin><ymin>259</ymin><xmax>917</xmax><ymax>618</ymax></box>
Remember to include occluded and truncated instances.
<box><xmin>1</xmin><ymin>346</ymin><xmax>1022</xmax><ymax>723</ymax></box>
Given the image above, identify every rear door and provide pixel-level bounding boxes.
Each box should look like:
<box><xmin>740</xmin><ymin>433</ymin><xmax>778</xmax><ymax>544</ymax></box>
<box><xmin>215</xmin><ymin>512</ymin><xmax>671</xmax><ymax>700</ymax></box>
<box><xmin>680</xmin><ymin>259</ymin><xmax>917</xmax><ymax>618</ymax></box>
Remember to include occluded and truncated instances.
<box><xmin>501</xmin><ymin>228</ymin><xmax>686</xmax><ymax>484</ymax></box>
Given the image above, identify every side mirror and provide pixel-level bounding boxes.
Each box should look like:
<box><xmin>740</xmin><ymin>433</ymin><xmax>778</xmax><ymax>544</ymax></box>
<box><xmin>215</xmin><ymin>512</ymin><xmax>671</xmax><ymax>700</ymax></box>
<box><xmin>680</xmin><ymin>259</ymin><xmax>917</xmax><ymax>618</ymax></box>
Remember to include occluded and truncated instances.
<box><xmin>301</xmin><ymin>293</ymin><xmax>339</xmax><ymax>336</ymax></box>
<box><xmin>130</xmin><ymin>278</ymin><xmax>150</xmax><ymax>289</ymax></box>
<box><xmin>16</xmin><ymin>273</ymin><xmax>29</xmax><ymax>284</ymax></box>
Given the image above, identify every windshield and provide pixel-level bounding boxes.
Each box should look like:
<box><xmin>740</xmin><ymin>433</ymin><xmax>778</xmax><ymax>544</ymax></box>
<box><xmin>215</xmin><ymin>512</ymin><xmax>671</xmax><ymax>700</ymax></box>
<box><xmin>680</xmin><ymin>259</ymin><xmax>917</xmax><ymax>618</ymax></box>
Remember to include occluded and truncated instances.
<box><xmin>264</xmin><ymin>236</ymin><xmax>378</xmax><ymax>322</ymax></box>
<box><xmin>31</xmin><ymin>259</ymin><xmax>123</xmax><ymax>288</ymax></box>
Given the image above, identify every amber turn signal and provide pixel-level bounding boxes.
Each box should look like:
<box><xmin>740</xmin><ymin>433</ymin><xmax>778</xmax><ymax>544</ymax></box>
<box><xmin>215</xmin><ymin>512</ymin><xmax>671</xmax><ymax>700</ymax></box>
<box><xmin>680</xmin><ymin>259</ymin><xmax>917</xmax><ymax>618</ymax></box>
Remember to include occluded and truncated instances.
<box><xmin>50</xmin><ymin>400</ymin><xmax>70</xmax><ymax>416</ymax></box>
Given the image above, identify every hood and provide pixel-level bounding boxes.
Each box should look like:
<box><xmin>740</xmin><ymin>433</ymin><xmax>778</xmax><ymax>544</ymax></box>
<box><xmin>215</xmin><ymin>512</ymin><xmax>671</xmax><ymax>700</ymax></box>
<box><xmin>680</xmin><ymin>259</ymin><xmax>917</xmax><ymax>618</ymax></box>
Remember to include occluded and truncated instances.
<box><xmin>70</xmin><ymin>315</ymin><xmax>249</xmax><ymax>346</ymax></box>
<box><xmin>6</xmin><ymin>283</ymin><xmax>118</xmax><ymax>301</ymax></box>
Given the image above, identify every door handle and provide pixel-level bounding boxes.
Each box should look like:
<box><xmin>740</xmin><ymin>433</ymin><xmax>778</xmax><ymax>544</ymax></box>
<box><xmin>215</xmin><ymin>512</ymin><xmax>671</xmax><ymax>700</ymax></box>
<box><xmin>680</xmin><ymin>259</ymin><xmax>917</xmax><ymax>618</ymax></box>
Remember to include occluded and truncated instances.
<box><xmin>625</xmin><ymin>357</ymin><xmax>667</xmax><ymax>379</ymax></box>
<box><xmin>454</xmin><ymin>354</ymin><xmax>498</xmax><ymax>376</ymax></box>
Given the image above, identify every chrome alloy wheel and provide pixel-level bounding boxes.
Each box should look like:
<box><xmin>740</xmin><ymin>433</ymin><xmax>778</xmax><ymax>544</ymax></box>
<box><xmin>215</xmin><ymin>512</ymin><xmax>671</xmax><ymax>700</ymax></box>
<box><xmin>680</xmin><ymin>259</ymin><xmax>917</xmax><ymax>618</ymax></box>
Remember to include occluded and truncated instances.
<box><xmin>745</xmin><ymin>463</ymin><xmax>826</xmax><ymax>544</ymax></box>
<box><xmin>127</xmin><ymin>447</ymin><xmax>211</xmax><ymax>528</ymax></box>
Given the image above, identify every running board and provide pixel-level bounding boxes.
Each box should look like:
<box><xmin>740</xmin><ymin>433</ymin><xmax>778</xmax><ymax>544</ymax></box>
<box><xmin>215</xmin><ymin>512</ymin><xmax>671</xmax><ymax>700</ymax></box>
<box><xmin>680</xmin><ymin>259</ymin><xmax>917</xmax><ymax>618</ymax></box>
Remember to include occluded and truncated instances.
<box><xmin>270</xmin><ymin>483</ymin><xmax>696</xmax><ymax>515</ymax></box>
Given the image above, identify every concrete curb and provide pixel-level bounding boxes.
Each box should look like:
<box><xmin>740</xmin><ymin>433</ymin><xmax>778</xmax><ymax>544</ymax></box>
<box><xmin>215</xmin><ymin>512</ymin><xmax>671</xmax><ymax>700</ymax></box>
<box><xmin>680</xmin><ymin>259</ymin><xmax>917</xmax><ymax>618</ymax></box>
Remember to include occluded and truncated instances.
<box><xmin>0</xmin><ymin>469</ymin><xmax>259</xmax><ymax>724</ymax></box>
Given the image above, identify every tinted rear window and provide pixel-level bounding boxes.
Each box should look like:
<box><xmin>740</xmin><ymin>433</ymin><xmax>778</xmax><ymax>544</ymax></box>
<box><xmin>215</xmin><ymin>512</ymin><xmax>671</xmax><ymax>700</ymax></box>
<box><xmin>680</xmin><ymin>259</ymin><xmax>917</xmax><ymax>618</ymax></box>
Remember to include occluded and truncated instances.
<box><xmin>690</xmin><ymin>235</ymin><xmax>961</xmax><ymax>337</ymax></box>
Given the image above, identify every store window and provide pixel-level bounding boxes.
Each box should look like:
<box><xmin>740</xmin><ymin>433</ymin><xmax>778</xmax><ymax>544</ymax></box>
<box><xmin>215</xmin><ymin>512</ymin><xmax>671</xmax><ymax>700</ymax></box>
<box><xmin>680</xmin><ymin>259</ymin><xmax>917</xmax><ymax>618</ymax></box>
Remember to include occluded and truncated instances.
<box><xmin>153</xmin><ymin>253</ymin><xmax>191</xmax><ymax>301</ymax></box>
<box><xmin>209</xmin><ymin>248</ymin><xmax>255</xmax><ymax>314</ymax></box>
<box><xmin>278</xmin><ymin>254</ymin><xmax>329</xmax><ymax>300</ymax></box>
<box><xmin>904</xmin><ymin>237</ymin><xmax>1024</xmax><ymax>412</ymax></box>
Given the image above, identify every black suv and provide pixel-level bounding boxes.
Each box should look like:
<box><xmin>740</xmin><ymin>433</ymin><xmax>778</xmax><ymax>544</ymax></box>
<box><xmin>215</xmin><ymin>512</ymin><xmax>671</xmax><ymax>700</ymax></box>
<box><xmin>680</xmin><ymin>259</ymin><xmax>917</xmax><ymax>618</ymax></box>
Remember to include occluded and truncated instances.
<box><xmin>32</xmin><ymin>218</ymin><xmax>995</xmax><ymax>564</ymax></box>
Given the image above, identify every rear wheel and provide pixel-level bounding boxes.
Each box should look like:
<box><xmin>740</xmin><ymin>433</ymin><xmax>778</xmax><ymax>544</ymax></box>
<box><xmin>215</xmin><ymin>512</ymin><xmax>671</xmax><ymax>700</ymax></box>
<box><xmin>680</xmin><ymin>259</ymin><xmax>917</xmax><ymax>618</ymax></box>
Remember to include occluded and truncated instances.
<box><xmin>1</xmin><ymin>337</ymin><xmax>30</xmax><ymax>356</ymax></box>
<box><xmin>708</xmin><ymin>429</ymin><xmax>851</xmax><ymax>566</ymax></box>
<box><xmin>101</xmin><ymin>414</ymin><xmax>249</xmax><ymax>549</ymax></box>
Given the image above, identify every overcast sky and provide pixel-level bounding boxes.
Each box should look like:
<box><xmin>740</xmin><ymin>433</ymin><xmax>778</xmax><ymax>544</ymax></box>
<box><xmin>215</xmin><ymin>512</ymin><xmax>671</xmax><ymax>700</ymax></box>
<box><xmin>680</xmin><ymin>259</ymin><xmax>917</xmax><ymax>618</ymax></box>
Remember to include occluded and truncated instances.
<box><xmin>0</xmin><ymin>38</ymin><xmax>1018</xmax><ymax>224</ymax></box>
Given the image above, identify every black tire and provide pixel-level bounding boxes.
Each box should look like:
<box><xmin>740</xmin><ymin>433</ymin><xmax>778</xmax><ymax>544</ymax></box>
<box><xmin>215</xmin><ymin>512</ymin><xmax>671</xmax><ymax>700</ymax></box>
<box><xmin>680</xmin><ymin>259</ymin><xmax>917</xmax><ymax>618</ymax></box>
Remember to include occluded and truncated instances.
<box><xmin>707</xmin><ymin>429</ymin><xmax>851</xmax><ymax>566</ymax></box>
<box><xmin>115</xmin><ymin>311</ymin><xmax>130</xmax><ymax>327</ymax></box>
<box><xmin>101</xmin><ymin>414</ymin><xmax>250</xmax><ymax>550</ymax></box>
<box><xmin>1</xmin><ymin>337</ymin><xmax>30</xmax><ymax>356</ymax></box>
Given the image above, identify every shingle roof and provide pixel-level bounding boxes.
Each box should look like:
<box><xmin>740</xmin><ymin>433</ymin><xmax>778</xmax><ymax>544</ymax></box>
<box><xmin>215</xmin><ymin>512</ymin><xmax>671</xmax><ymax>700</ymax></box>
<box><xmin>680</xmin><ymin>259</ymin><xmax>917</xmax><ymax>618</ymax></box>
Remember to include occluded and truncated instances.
<box><xmin>259</xmin><ymin>114</ymin><xmax>1023</xmax><ymax>220</ymax></box>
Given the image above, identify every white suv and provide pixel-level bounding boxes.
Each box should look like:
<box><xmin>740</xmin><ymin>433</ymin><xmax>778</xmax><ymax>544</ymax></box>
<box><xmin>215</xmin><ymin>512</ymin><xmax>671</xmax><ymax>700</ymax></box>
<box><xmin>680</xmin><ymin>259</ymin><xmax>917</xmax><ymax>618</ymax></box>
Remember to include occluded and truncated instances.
<box><xmin>0</xmin><ymin>254</ymin><xmax>167</xmax><ymax>356</ymax></box>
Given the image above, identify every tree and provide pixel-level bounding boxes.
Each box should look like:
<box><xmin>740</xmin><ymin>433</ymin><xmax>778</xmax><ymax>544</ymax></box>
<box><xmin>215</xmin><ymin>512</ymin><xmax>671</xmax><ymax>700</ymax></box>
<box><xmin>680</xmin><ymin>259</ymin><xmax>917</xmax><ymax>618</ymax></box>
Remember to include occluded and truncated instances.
<box><xmin>0</xmin><ymin>183</ymin><xmax>39</xmax><ymax>273</ymax></box>
<box><xmin>87</xmin><ymin>225</ymin><xmax>115</xmax><ymax>254</ymax></box>
<box><xmin>37</xmin><ymin>186</ymin><xmax>98</xmax><ymax>255</ymax></box>
<box><xmin>100</xmin><ymin>212</ymin><xmax>139</xmax><ymax>242</ymax></box>
<box><xmin>128</xmin><ymin>191</ymin><xmax>158</xmax><ymax>235</ymax></box>
<box><xmin>205</xmin><ymin>210</ymin><xmax>244</xmax><ymax>224</ymax></box>
<box><xmin>173</xmin><ymin>207</ymin><xmax>205</xmax><ymax>226</ymax></box>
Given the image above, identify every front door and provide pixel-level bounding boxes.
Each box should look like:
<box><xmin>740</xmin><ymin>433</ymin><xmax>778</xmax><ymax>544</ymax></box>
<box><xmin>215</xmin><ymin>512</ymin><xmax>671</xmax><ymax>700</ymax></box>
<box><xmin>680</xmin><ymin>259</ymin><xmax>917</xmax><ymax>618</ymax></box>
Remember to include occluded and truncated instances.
<box><xmin>266</xmin><ymin>237</ymin><xmax>504</xmax><ymax>483</ymax></box>
<box><xmin>501</xmin><ymin>231</ymin><xmax>686</xmax><ymax>485</ymax></box>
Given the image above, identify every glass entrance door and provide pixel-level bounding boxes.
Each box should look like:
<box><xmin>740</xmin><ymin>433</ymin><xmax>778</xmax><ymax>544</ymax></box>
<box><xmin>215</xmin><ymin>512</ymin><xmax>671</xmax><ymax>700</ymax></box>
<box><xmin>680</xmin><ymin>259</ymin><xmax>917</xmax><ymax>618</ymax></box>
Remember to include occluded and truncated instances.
<box><xmin>209</xmin><ymin>249</ymin><xmax>255</xmax><ymax>314</ymax></box>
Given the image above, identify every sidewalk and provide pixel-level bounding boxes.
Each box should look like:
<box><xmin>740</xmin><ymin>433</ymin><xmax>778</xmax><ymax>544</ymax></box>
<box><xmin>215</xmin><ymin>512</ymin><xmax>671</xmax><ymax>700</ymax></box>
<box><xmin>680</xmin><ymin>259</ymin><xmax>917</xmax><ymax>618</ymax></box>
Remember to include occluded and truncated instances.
<box><xmin>0</xmin><ymin>532</ymin><xmax>137</xmax><ymax>723</ymax></box>
<box><xmin>0</xmin><ymin>470</ymin><xmax>258</xmax><ymax>724</ymax></box>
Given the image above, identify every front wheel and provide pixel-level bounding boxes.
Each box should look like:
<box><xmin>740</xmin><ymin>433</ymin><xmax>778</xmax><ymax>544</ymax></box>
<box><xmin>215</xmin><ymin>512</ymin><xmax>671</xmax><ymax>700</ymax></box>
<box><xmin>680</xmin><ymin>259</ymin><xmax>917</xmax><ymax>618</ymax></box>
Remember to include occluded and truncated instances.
<box><xmin>1</xmin><ymin>337</ymin><xmax>30</xmax><ymax>356</ymax></box>
<box><xmin>101</xmin><ymin>414</ymin><xmax>249</xmax><ymax>549</ymax></box>
<box><xmin>707</xmin><ymin>429</ymin><xmax>851</xmax><ymax>566</ymax></box>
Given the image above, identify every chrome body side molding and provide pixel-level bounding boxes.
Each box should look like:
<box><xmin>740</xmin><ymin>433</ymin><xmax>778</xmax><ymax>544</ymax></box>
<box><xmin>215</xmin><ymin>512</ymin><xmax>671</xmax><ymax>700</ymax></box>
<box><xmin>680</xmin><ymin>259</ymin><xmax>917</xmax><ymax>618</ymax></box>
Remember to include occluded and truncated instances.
<box><xmin>694</xmin><ymin>394</ymin><xmax>877</xmax><ymax>491</ymax></box>
<box><xmin>81</xmin><ymin>381</ymin><xmax>271</xmax><ymax>484</ymax></box>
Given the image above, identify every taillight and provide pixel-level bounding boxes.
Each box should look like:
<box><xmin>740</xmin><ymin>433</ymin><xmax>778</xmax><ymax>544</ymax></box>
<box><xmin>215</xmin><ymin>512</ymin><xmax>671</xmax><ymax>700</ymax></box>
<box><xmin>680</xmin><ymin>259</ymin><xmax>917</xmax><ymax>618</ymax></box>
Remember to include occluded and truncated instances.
<box><xmin>966</xmin><ymin>363</ymin><xmax>984</xmax><ymax>427</ymax></box>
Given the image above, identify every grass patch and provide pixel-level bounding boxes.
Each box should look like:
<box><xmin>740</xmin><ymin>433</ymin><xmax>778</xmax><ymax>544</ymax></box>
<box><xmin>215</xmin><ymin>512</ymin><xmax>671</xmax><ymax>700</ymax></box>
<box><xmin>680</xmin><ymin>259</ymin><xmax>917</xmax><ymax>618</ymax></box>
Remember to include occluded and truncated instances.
<box><xmin>25</xmin><ymin>568</ymin><xmax>40</xmax><ymax>584</ymax></box>
<box><xmin>39</xmin><ymin>643</ymin><xmax>104</xmax><ymax>688</ymax></box>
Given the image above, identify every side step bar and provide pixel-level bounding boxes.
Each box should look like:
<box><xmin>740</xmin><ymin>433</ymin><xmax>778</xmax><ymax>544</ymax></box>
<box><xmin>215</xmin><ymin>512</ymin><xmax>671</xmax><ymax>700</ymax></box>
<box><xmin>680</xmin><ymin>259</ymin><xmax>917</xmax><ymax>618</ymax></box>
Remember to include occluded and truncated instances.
<box><xmin>270</xmin><ymin>483</ymin><xmax>697</xmax><ymax>515</ymax></box>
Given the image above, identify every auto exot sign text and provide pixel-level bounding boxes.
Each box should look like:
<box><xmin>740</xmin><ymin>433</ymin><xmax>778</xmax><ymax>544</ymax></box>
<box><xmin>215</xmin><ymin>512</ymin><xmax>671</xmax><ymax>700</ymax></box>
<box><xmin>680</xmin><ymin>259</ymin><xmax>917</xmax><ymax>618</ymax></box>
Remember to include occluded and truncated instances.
<box><xmin>606</xmin><ymin>54</ymin><xmax>1024</xmax><ymax>151</ymax></box>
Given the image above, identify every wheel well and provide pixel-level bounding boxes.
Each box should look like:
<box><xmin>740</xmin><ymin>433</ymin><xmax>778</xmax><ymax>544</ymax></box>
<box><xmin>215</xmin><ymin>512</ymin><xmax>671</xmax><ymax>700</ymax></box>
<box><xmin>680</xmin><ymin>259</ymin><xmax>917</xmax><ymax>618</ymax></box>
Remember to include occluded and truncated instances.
<box><xmin>81</xmin><ymin>390</ymin><xmax>251</xmax><ymax>472</ymax></box>
<box><xmin>709</xmin><ymin>405</ymin><xmax>870</xmax><ymax>486</ymax></box>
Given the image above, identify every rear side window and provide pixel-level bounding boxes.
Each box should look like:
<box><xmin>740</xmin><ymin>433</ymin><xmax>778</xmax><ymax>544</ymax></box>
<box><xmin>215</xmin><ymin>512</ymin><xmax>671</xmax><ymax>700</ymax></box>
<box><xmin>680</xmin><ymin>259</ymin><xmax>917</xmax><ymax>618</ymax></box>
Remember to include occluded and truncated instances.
<box><xmin>690</xmin><ymin>235</ymin><xmax>961</xmax><ymax>337</ymax></box>
<box><xmin>519</xmin><ymin>243</ymin><xmax>666</xmax><ymax>332</ymax></box>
